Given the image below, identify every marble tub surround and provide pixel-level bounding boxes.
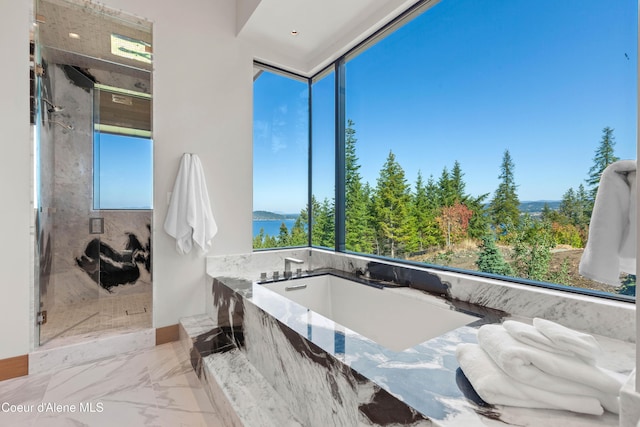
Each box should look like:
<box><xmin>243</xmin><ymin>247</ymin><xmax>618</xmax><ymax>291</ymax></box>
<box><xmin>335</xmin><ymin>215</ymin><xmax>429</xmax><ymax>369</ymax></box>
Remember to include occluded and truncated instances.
<box><xmin>196</xmin><ymin>270</ymin><xmax>636</xmax><ymax>427</ymax></box>
<box><xmin>206</xmin><ymin>248</ymin><xmax>311</xmax><ymax>281</ymax></box>
<box><xmin>207</xmin><ymin>249</ymin><xmax>635</xmax><ymax>342</ymax></box>
<box><xmin>203</xmin><ymin>278</ymin><xmax>435</xmax><ymax>426</ymax></box>
<box><xmin>180</xmin><ymin>315</ymin><xmax>303</xmax><ymax>427</ymax></box>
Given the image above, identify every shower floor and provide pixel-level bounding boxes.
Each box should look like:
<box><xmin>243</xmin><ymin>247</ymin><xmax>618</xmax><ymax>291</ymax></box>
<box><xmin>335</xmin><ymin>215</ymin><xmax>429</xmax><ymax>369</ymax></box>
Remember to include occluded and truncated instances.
<box><xmin>39</xmin><ymin>291</ymin><xmax>152</xmax><ymax>346</ymax></box>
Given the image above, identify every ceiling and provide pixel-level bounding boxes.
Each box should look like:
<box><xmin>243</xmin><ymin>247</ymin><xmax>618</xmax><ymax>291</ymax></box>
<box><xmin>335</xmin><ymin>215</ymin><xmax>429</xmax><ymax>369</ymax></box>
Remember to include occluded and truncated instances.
<box><xmin>237</xmin><ymin>0</ymin><xmax>425</xmax><ymax>76</ymax></box>
<box><xmin>35</xmin><ymin>0</ymin><xmax>426</xmax><ymax>79</ymax></box>
<box><xmin>36</xmin><ymin>0</ymin><xmax>152</xmax><ymax>82</ymax></box>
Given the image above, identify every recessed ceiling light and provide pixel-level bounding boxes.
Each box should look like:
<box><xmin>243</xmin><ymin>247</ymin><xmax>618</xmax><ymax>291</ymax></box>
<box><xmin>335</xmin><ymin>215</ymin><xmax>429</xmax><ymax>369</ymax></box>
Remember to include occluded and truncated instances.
<box><xmin>290</xmin><ymin>30</ymin><xmax>299</xmax><ymax>36</ymax></box>
<box><xmin>68</xmin><ymin>32</ymin><xmax>80</xmax><ymax>39</ymax></box>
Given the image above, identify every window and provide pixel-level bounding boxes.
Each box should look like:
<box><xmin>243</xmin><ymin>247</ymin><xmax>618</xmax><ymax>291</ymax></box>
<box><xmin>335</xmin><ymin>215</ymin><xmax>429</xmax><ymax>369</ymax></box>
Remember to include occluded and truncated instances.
<box><xmin>93</xmin><ymin>86</ymin><xmax>152</xmax><ymax>210</ymax></box>
<box><xmin>93</xmin><ymin>132</ymin><xmax>153</xmax><ymax>209</ymax></box>
<box><xmin>311</xmin><ymin>69</ymin><xmax>336</xmax><ymax>248</ymax></box>
<box><xmin>253</xmin><ymin>0</ymin><xmax>637</xmax><ymax>300</ymax></box>
<box><xmin>253</xmin><ymin>66</ymin><xmax>309</xmax><ymax>249</ymax></box>
<box><xmin>341</xmin><ymin>0</ymin><xmax>636</xmax><ymax>298</ymax></box>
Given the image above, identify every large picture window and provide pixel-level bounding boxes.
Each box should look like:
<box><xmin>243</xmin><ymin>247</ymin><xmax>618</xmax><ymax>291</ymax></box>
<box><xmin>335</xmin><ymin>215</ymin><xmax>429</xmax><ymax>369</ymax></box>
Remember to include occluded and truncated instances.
<box><xmin>253</xmin><ymin>0</ymin><xmax>637</xmax><ymax>299</ymax></box>
<box><xmin>253</xmin><ymin>67</ymin><xmax>309</xmax><ymax>249</ymax></box>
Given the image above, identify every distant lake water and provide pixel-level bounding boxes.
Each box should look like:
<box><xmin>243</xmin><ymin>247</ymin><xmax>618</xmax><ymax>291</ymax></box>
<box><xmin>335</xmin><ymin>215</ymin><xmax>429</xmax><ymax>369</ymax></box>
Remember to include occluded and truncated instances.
<box><xmin>253</xmin><ymin>219</ymin><xmax>296</xmax><ymax>237</ymax></box>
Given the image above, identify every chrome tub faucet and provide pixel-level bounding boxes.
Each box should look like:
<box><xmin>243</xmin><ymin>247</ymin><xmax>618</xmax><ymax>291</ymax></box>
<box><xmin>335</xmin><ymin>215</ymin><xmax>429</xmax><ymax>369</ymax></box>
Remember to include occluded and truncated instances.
<box><xmin>284</xmin><ymin>257</ymin><xmax>304</xmax><ymax>278</ymax></box>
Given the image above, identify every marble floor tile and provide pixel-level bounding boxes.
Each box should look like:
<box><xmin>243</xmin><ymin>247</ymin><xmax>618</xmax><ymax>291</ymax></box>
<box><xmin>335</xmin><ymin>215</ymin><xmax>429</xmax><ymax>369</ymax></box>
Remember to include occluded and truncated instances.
<box><xmin>40</xmin><ymin>290</ymin><xmax>152</xmax><ymax>345</ymax></box>
<box><xmin>0</xmin><ymin>342</ymin><xmax>223</xmax><ymax>426</ymax></box>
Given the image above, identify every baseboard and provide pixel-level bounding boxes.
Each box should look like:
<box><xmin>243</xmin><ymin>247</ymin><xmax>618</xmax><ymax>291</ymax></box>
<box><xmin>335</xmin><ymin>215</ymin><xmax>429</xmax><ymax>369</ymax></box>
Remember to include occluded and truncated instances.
<box><xmin>0</xmin><ymin>354</ymin><xmax>28</xmax><ymax>382</ymax></box>
<box><xmin>156</xmin><ymin>324</ymin><xmax>180</xmax><ymax>345</ymax></box>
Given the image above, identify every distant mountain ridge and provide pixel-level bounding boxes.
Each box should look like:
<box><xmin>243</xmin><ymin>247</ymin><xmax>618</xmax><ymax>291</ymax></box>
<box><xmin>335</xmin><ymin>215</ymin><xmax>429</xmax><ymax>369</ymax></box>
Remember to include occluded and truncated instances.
<box><xmin>254</xmin><ymin>202</ymin><xmax>559</xmax><ymax>221</ymax></box>
<box><xmin>253</xmin><ymin>211</ymin><xmax>299</xmax><ymax>220</ymax></box>
<box><xmin>518</xmin><ymin>200</ymin><xmax>561</xmax><ymax>213</ymax></box>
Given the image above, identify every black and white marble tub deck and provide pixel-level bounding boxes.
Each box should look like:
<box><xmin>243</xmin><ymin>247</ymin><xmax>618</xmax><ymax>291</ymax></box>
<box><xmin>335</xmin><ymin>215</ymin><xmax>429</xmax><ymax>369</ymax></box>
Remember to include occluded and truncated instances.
<box><xmin>191</xmin><ymin>270</ymin><xmax>635</xmax><ymax>427</ymax></box>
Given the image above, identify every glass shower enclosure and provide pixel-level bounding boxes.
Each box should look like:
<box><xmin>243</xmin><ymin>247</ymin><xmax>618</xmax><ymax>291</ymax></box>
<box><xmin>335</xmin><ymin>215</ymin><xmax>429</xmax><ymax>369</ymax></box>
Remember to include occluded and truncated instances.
<box><xmin>33</xmin><ymin>0</ymin><xmax>153</xmax><ymax>347</ymax></box>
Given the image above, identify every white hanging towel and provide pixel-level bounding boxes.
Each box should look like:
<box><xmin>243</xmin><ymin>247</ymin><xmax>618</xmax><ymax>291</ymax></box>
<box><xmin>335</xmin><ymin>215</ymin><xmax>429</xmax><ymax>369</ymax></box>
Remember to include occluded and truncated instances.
<box><xmin>579</xmin><ymin>160</ymin><xmax>636</xmax><ymax>285</ymax></box>
<box><xmin>164</xmin><ymin>153</ymin><xmax>193</xmax><ymax>254</ymax></box>
<box><xmin>164</xmin><ymin>153</ymin><xmax>218</xmax><ymax>255</ymax></box>
<box><xmin>187</xmin><ymin>154</ymin><xmax>218</xmax><ymax>253</ymax></box>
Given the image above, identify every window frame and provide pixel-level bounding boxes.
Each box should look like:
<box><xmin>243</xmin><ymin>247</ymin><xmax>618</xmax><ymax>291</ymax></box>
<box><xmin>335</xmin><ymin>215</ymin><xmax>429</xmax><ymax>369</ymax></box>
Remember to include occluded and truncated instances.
<box><xmin>252</xmin><ymin>0</ymin><xmax>637</xmax><ymax>303</ymax></box>
<box><xmin>252</xmin><ymin>62</ymin><xmax>312</xmax><ymax>250</ymax></box>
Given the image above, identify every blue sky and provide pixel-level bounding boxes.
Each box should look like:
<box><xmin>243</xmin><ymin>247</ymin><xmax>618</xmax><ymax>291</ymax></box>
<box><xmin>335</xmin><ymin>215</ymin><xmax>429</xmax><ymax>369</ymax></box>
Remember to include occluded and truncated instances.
<box><xmin>254</xmin><ymin>0</ymin><xmax>637</xmax><ymax>214</ymax></box>
<box><xmin>95</xmin><ymin>133</ymin><xmax>153</xmax><ymax>209</ymax></box>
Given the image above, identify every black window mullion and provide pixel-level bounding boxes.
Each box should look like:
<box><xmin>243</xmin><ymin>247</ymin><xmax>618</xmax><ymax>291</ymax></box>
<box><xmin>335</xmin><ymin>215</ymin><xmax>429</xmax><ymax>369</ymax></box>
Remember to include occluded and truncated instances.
<box><xmin>335</xmin><ymin>58</ymin><xmax>346</xmax><ymax>252</ymax></box>
<box><xmin>307</xmin><ymin>77</ymin><xmax>313</xmax><ymax>248</ymax></box>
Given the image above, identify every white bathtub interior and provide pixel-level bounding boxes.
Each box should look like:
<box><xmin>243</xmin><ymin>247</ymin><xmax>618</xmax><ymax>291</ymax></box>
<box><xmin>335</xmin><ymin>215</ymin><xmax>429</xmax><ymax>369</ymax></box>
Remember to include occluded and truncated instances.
<box><xmin>257</xmin><ymin>275</ymin><xmax>479</xmax><ymax>352</ymax></box>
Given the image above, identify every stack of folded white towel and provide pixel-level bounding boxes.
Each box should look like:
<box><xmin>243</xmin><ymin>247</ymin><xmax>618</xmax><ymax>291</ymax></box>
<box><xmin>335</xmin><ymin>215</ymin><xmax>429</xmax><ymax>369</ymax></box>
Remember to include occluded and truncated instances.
<box><xmin>456</xmin><ymin>319</ymin><xmax>625</xmax><ymax>415</ymax></box>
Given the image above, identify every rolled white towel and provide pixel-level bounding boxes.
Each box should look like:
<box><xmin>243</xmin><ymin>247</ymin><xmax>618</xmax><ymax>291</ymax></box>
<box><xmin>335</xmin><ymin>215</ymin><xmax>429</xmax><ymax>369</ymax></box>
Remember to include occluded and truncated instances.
<box><xmin>456</xmin><ymin>343</ymin><xmax>604</xmax><ymax>415</ymax></box>
<box><xmin>477</xmin><ymin>324</ymin><xmax>624</xmax><ymax>398</ymax></box>
<box><xmin>503</xmin><ymin>320</ymin><xmax>576</xmax><ymax>357</ymax></box>
<box><xmin>503</xmin><ymin>319</ymin><xmax>598</xmax><ymax>365</ymax></box>
<box><xmin>533</xmin><ymin>318</ymin><xmax>602</xmax><ymax>363</ymax></box>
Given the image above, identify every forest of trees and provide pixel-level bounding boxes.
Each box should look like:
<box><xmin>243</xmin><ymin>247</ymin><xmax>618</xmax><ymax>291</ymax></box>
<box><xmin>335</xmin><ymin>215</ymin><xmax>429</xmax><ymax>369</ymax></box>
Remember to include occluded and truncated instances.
<box><xmin>253</xmin><ymin>123</ymin><xmax>633</xmax><ymax>294</ymax></box>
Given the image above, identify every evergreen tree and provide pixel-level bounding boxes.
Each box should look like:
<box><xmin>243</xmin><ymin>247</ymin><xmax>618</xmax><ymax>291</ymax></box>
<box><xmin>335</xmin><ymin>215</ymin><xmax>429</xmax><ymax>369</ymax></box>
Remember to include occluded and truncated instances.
<box><xmin>363</xmin><ymin>182</ymin><xmax>380</xmax><ymax>254</ymax></box>
<box><xmin>466</xmin><ymin>193</ymin><xmax>490</xmax><ymax>239</ymax></box>
<box><xmin>253</xmin><ymin>228</ymin><xmax>266</xmax><ymax>249</ymax></box>
<box><xmin>489</xmin><ymin>150</ymin><xmax>520</xmax><ymax>233</ymax></box>
<box><xmin>510</xmin><ymin>215</ymin><xmax>555</xmax><ymax>281</ymax></box>
<box><xmin>586</xmin><ymin>126</ymin><xmax>619</xmax><ymax>201</ymax></box>
<box><xmin>436</xmin><ymin>166</ymin><xmax>456</xmax><ymax>207</ymax></box>
<box><xmin>311</xmin><ymin>196</ymin><xmax>334</xmax><ymax>247</ymax></box>
<box><xmin>541</xmin><ymin>203</ymin><xmax>555</xmax><ymax>222</ymax></box>
<box><xmin>372</xmin><ymin>151</ymin><xmax>412</xmax><ymax>258</ymax></box>
<box><xmin>476</xmin><ymin>234</ymin><xmax>513</xmax><ymax>276</ymax></box>
<box><xmin>412</xmin><ymin>171</ymin><xmax>439</xmax><ymax>250</ymax></box>
<box><xmin>290</xmin><ymin>215</ymin><xmax>307</xmax><ymax>246</ymax></box>
<box><xmin>576</xmin><ymin>184</ymin><xmax>592</xmax><ymax>224</ymax></box>
<box><xmin>264</xmin><ymin>234</ymin><xmax>277</xmax><ymax>248</ymax></box>
<box><xmin>559</xmin><ymin>187</ymin><xmax>578</xmax><ymax>225</ymax></box>
<box><xmin>451</xmin><ymin>160</ymin><xmax>466</xmax><ymax>203</ymax></box>
<box><xmin>424</xmin><ymin>175</ymin><xmax>444</xmax><ymax>245</ymax></box>
<box><xmin>277</xmin><ymin>222</ymin><xmax>290</xmax><ymax>247</ymax></box>
<box><xmin>345</xmin><ymin>120</ymin><xmax>373</xmax><ymax>253</ymax></box>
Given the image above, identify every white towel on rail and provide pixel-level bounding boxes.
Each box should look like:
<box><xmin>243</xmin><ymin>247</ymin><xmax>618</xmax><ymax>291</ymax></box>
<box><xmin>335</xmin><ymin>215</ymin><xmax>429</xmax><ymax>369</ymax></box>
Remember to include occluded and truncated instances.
<box><xmin>579</xmin><ymin>160</ymin><xmax>636</xmax><ymax>285</ymax></box>
<box><xmin>164</xmin><ymin>153</ymin><xmax>193</xmax><ymax>254</ymax></box>
<box><xmin>164</xmin><ymin>153</ymin><xmax>218</xmax><ymax>254</ymax></box>
<box><xmin>456</xmin><ymin>343</ymin><xmax>604</xmax><ymax>415</ymax></box>
<box><xmin>187</xmin><ymin>154</ymin><xmax>217</xmax><ymax>253</ymax></box>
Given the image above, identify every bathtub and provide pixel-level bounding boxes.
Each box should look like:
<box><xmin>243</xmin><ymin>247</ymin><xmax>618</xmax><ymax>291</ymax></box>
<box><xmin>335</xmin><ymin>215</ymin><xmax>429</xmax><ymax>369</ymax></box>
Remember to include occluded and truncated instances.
<box><xmin>254</xmin><ymin>274</ymin><xmax>480</xmax><ymax>352</ymax></box>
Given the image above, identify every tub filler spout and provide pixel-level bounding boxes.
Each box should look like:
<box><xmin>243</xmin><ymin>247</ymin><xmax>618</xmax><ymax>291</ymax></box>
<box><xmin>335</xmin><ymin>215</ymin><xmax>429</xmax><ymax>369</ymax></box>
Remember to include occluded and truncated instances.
<box><xmin>284</xmin><ymin>257</ymin><xmax>304</xmax><ymax>278</ymax></box>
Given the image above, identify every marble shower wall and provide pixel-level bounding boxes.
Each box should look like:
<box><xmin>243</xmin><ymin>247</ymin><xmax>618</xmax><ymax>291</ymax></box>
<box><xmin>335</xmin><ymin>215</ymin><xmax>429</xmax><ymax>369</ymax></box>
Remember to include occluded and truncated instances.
<box><xmin>41</xmin><ymin>63</ymin><xmax>152</xmax><ymax>310</ymax></box>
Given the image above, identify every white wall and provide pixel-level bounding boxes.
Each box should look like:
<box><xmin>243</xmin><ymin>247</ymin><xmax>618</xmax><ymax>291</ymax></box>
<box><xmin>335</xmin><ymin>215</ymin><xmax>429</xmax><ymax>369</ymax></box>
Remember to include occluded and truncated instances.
<box><xmin>0</xmin><ymin>0</ymin><xmax>253</xmax><ymax>360</ymax></box>
<box><xmin>0</xmin><ymin>0</ymin><xmax>32</xmax><ymax>360</ymax></box>
<box><xmin>99</xmin><ymin>0</ymin><xmax>254</xmax><ymax>329</ymax></box>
